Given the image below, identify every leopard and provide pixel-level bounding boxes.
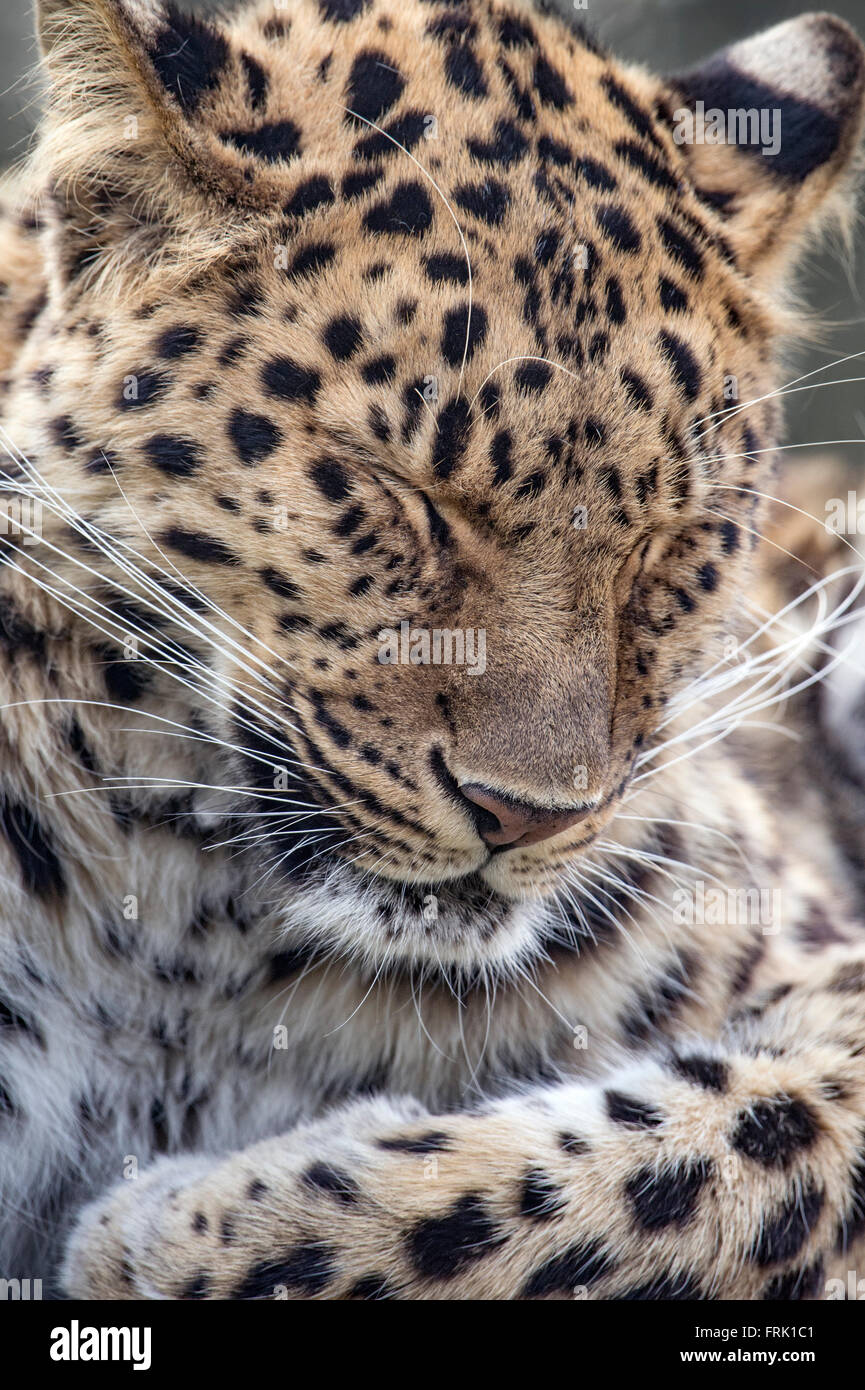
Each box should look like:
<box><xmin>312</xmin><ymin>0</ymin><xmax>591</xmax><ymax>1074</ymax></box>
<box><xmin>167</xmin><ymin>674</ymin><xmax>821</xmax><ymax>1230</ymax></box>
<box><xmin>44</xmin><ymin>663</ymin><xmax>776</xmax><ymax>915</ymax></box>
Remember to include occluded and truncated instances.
<box><xmin>0</xmin><ymin>0</ymin><xmax>864</xmax><ymax>1301</ymax></box>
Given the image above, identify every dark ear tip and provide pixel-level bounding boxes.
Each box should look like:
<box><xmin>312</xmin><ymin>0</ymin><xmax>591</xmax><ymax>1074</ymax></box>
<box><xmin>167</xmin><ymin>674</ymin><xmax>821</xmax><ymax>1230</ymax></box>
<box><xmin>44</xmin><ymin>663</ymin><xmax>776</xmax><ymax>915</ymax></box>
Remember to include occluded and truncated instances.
<box><xmin>805</xmin><ymin>13</ymin><xmax>865</xmax><ymax>97</ymax></box>
<box><xmin>804</xmin><ymin>14</ymin><xmax>865</xmax><ymax>166</ymax></box>
<box><xmin>806</xmin><ymin>12</ymin><xmax>864</xmax><ymax>53</ymax></box>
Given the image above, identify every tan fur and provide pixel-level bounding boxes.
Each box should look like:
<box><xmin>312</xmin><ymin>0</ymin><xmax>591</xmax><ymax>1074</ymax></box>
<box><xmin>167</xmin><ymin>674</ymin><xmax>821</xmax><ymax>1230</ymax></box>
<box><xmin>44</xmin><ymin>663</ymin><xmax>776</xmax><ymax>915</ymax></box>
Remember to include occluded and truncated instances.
<box><xmin>0</xmin><ymin>0</ymin><xmax>863</xmax><ymax>1299</ymax></box>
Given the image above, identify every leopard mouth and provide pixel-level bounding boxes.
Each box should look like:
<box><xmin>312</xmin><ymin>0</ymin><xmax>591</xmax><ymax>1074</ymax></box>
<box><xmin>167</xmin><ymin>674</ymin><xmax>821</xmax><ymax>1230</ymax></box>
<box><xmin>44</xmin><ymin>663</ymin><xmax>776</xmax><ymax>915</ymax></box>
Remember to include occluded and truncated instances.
<box><xmin>243</xmin><ymin>794</ymin><xmax>605</xmax><ymax>906</ymax></box>
<box><xmin>341</xmin><ymin>834</ymin><xmax>595</xmax><ymax>901</ymax></box>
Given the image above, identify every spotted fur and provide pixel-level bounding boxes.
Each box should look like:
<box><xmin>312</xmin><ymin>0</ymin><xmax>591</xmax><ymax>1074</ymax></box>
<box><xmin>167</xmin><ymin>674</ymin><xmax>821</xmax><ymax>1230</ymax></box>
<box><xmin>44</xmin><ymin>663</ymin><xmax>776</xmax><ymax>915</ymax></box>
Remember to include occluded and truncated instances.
<box><xmin>0</xmin><ymin>0</ymin><xmax>862</xmax><ymax>1299</ymax></box>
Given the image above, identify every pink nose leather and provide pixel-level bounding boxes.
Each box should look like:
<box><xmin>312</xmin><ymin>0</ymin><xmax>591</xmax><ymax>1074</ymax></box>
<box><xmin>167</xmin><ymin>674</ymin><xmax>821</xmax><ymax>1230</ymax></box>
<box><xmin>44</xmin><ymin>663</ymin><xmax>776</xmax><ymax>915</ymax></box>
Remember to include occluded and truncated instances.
<box><xmin>459</xmin><ymin>784</ymin><xmax>593</xmax><ymax>848</ymax></box>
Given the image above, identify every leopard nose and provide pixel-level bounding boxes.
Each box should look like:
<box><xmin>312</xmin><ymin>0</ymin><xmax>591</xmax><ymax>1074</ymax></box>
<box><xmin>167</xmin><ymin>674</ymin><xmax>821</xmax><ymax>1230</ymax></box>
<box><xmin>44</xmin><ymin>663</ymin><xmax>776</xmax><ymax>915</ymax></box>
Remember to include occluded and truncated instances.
<box><xmin>459</xmin><ymin>783</ymin><xmax>594</xmax><ymax>849</ymax></box>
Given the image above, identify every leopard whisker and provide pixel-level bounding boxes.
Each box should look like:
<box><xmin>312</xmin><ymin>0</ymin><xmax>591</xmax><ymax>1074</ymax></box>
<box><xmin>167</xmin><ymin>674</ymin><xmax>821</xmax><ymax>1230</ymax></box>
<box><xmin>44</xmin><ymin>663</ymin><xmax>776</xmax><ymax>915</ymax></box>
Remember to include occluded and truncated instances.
<box><xmin>0</xmin><ymin>432</ymin><xmax>299</xmax><ymax>724</ymax></box>
<box><xmin>206</xmin><ymin>810</ymin><xmax>361</xmax><ymax>854</ymax></box>
<box><xmin>83</xmin><ymin>442</ymin><xmax>304</xmax><ymax>689</ymax></box>
<box><xmin>571</xmin><ymin>862</ymin><xmax>672</xmax><ymax>969</ymax></box>
<box><xmin>695</xmin><ymin>376</ymin><xmax>865</xmax><ymax>450</ymax></box>
<box><xmin>0</xmin><ymin>510</ymin><xmax>294</xmax><ymax>746</ymax></box>
<box><xmin>0</xmin><ymin>695</ymin><xmax>316</xmax><ymax>786</ymax></box>
<box><xmin>580</xmin><ymin>857</ymin><xmax>676</xmax><ymax>931</ymax></box>
<box><xmin>659</xmin><ymin>567</ymin><xmax>863</xmax><ymax>735</ymax></box>
<box><xmin>510</xmin><ymin>960</ymin><xmax>578</xmax><ymax>1037</ymax></box>
<box><xmin>646</xmin><ymin>562</ymin><xmax>865</xmax><ymax>748</ymax></box>
<box><xmin>700</xmin><ymin>436</ymin><xmax>865</xmax><ymax>468</ymax></box>
<box><xmin>692</xmin><ymin>345</ymin><xmax>865</xmax><ymax>438</ymax></box>
<box><xmin>744</xmin><ymin>596</ymin><xmax>865</xmax><ymax>682</ymax></box>
<box><xmin>408</xmin><ymin>968</ymin><xmax>458</xmax><ymax>1065</ymax></box>
<box><xmin>0</xmin><ymin>548</ymin><xmax>300</xmax><ymax>765</ymax></box>
<box><xmin>556</xmin><ymin>870</ymin><xmax>633</xmax><ymax>952</ymax></box>
<box><xmin>322</xmin><ymin>938</ymin><xmax>398</xmax><ymax>1037</ymax></box>
<box><xmin>611</xmin><ymin>812</ymin><xmax>761</xmax><ymax>878</ymax></box>
<box><xmin>710</xmin><ymin>480</ymin><xmax>865</xmax><ymax>563</ymax></box>
<box><xmin>705</xmin><ymin>504</ymin><xmax>827</xmax><ymax>576</ymax></box>
<box><xmin>594</xmin><ymin>839</ymin><xmax>723</xmax><ymax>894</ymax></box>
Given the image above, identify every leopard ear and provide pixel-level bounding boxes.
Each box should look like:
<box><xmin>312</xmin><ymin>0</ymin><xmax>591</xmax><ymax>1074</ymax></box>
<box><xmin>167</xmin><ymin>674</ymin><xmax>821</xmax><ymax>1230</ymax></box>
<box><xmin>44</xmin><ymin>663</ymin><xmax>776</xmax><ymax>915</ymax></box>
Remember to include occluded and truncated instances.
<box><xmin>665</xmin><ymin>13</ymin><xmax>865</xmax><ymax>274</ymax></box>
<box><xmin>34</xmin><ymin>0</ymin><xmax>276</xmax><ymax>293</ymax></box>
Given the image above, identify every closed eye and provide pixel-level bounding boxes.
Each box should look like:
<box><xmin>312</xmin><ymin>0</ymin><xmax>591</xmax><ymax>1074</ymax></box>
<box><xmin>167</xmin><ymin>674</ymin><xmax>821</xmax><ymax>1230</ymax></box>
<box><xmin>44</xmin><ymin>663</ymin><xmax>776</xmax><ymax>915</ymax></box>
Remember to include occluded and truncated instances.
<box><xmin>614</xmin><ymin>531</ymin><xmax>670</xmax><ymax>606</ymax></box>
<box><xmin>418</xmin><ymin>490</ymin><xmax>452</xmax><ymax>548</ymax></box>
<box><xmin>614</xmin><ymin>540</ymin><xmax>649</xmax><ymax>606</ymax></box>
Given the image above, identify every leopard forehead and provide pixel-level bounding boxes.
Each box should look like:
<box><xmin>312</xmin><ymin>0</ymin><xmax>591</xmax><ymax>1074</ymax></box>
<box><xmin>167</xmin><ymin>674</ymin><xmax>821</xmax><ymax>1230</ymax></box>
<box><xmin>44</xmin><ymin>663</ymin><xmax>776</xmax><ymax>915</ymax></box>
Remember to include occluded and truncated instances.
<box><xmin>44</xmin><ymin>0</ymin><xmax>774</xmax><ymax>534</ymax></box>
<box><xmin>32</xmin><ymin>0</ymin><xmax>865</xmax><ymax>586</ymax></box>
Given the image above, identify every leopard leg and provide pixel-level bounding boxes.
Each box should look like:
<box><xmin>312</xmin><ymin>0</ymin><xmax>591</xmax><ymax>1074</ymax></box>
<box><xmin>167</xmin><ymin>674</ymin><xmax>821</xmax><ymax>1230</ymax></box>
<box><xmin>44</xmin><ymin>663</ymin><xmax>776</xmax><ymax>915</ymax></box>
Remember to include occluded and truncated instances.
<box><xmin>63</xmin><ymin>948</ymin><xmax>865</xmax><ymax>1300</ymax></box>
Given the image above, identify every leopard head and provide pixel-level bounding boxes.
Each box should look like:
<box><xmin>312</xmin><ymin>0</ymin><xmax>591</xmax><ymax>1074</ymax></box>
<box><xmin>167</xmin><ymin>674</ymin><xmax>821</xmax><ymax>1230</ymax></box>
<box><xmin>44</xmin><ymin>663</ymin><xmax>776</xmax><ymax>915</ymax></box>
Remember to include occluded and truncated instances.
<box><xmin>16</xmin><ymin>0</ymin><xmax>865</xmax><ymax>970</ymax></box>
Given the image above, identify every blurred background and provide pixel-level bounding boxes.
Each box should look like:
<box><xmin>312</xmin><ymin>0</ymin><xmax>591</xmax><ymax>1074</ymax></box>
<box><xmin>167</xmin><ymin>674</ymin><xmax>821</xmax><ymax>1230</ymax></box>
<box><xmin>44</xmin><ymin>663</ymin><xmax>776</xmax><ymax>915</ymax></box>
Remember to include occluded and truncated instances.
<box><xmin>0</xmin><ymin>0</ymin><xmax>863</xmax><ymax>460</ymax></box>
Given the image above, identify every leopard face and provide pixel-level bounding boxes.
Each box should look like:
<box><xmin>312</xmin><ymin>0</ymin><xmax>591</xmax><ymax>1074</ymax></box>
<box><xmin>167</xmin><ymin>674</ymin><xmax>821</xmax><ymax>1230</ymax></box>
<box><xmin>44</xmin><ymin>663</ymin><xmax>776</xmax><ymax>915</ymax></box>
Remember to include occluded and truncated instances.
<box><xmin>20</xmin><ymin>0</ymin><xmax>865</xmax><ymax>970</ymax></box>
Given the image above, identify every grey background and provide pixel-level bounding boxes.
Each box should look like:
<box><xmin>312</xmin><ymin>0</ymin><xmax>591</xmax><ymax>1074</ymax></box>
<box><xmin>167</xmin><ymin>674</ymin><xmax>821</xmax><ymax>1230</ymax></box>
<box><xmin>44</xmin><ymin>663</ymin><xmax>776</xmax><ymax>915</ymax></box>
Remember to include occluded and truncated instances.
<box><xmin>1</xmin><ymin>0</ymin><xmax>863</xmax><ymax>456</ymax></box>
